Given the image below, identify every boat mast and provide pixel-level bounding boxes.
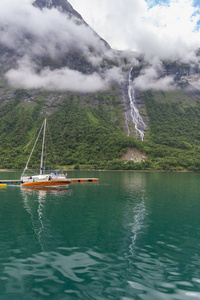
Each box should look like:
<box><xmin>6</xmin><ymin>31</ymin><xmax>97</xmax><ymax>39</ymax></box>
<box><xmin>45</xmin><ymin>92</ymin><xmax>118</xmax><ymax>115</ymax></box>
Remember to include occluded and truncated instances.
<box><xmin>21</xmin><ymin>120</ymin><xmax>45</xmax><ymax>176</ymax></box>
<box><xmin>40</xmin><ymin>118</ymin><xmax>47</xmax><ymax>175</ymax></box>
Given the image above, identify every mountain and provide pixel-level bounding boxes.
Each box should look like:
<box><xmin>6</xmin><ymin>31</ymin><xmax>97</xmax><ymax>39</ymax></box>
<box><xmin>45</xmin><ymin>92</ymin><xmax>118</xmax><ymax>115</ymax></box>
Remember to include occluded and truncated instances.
<box><xmin>0</xmin><ymin>0</ymin><xmax>200</xmax><ymax>171</ymax></box>
<box><xmin>0</xmin><ymin>0</ymin><xmax>110</xmax><ymax>78</ymax></box>
<box><xmin>33</xmin><ymin>0</ymin><xmax>83</xmax><ymax>19</ymax></box>
<box><xmin>33</xmin><ymin>0</ymin><xmax>110</xmax><ymax>49</ymax></box>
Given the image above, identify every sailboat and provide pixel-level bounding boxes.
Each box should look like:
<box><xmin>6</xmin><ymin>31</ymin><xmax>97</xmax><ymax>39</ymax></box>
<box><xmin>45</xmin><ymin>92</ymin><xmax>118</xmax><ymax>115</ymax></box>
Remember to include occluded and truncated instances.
<box><xmin>21</xmin><ymin>119</ymin><xmax>71</xmax><ymax>188</ymax></box>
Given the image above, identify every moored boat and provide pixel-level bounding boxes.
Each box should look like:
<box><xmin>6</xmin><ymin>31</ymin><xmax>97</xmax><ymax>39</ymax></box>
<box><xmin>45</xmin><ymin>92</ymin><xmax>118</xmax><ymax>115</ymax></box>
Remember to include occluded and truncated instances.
<box><xmin>21</xmin><ymin>119</ymin><xmax>71</xmax><ymax>188</ymax></box>
<box><xmin>21</xmin><ymin>173</ymin><xmax>71</xmax><ymax>187</ymax></box>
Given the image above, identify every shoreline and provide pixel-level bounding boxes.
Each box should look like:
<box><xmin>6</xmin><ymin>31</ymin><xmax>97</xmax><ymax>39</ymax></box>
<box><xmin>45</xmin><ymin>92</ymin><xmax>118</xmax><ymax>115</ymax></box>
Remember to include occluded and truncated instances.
<box><xmin>0</xmin><ymin>169</ymin><xmax>197</xmax><ymax>173</ymax></box>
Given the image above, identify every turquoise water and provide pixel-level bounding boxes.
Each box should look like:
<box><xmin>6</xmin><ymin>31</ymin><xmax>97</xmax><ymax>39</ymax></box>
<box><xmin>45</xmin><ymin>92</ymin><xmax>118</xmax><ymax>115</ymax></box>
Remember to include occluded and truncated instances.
<box><xmin>0</xmin><ymin>171</ymin><xmax>200</xmax><ymax>299</ymax></box>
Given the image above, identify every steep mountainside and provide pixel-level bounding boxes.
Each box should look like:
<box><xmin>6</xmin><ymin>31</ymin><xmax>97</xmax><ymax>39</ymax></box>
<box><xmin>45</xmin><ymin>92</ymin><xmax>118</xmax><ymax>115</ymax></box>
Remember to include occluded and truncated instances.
<box><xmin>0</xmin><ymin>0</ymin><xmax>111</xmax><ymax>78</ymax></box>
<box><xmin>1</xmin><ymin>0</ymin><xmax>200</xmax><ymax>171</ymax></box>
<box><xmin>33</xmin><ymin>0</ymin><xmax>111</xmax><ymax>49</ymax></box>
<box><xmin>33</xmin><ymin>0</ymin><xmax>83</xmax><ymax>19</ymax></box>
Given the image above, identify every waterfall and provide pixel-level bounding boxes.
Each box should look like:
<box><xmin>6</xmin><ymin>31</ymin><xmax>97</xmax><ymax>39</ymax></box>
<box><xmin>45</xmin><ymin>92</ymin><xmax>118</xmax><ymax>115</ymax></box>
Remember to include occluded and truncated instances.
<box><xmin>128</xmin><ymin>68</ymin><xmax>146</xmax><ymax>141</ymax></box>
<box><xmin>123</xmin><ymin>96</ymin><xmax>130</xmax><ymax>136</ymax></box>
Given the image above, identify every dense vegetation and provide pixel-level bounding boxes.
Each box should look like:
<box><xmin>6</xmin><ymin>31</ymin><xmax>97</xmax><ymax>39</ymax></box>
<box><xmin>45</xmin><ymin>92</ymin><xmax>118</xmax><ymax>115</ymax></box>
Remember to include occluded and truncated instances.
<box><xmin>142</xmin><ymin>91</ymin><xmax>200</xmax><ymax>171</ymax></box>
<box><xmin>1</xmin><ymin>87</ymin><xmax>200</xmax><ymax>171</ymax></box>
<box><xmin>0</xmin><ymin>88</ymin><xmax>142</xmax><ymax>170</ymax></box>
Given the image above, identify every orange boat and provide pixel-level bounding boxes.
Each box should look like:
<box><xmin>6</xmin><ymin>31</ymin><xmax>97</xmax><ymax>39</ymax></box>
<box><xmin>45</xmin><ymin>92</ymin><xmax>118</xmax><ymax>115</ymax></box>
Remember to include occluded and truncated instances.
<box><xmin>21</xmin><ymin>119</ymin><xmax>71</xmax><ymax>188</ymax></box>
<box><xmin>21</xmin><ymin>177</ymin><xmax>71</xmax><ymax>187</ymax></box>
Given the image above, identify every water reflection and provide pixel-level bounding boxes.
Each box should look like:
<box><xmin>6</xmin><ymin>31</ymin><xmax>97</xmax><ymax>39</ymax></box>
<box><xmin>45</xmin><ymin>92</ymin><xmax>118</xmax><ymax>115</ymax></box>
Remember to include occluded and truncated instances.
<box><xmin>122</xmin><ymin>173</ymin><xmax>148</xmax><ymax>259</ymax></box>
<box><xmin>22</xmin><ymin>188</ymin><xmax>45</xmax><ymax>251</ymax></box>
<box><xmin>21</xmin><ymin>187</ymin><xmax>72</xmax><ymax>251</ymax></box>
<box><xmin>128</xmin><ymin>196</ymin><xmax>146</xmax><ymax>257</ymax></box>
<box><xmin>21</xmin><ymin>186</ymin><xmax>71</xmax><ymax>198</ymax></box>
<box><xmin>0</xmin><ymin>185</ymin><xmax>7</xmax><ymax>193</ymax></box>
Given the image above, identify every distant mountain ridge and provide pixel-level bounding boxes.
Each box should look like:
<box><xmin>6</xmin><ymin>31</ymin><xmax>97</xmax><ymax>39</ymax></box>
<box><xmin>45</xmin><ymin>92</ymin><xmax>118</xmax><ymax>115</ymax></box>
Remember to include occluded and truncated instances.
<box><xmin>33</xmin><ymin>0</ymin><xmax>83</xmax><ymax>21</ymax></box>
<box><xmin>33</xmin><ymin>0</ymin><xmax>110</xmax><ymax>49</ymax></box>
<box><xmin>0</xmin><ymin>0</ymin><xmax>110</xmax><ymax>78</ymax></box>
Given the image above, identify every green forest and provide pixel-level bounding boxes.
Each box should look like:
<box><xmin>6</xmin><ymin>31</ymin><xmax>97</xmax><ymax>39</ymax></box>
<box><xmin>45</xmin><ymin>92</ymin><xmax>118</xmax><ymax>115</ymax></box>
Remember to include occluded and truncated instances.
<box><xmin>1</xmin><ymin>87</ymin><xmax>200</xmax><ymax>171</ymax></box>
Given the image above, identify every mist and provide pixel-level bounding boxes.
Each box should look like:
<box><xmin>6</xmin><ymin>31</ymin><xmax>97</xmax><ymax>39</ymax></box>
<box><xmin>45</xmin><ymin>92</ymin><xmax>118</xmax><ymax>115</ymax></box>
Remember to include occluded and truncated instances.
<box><xmin>70</xmin><ymin>0</ymin><xmax>200</xmax><ymax>63</ymax></box>
<box><xmin>1</xmin><ymin>0</ymin><xmax>121</xmax><ymax>92</ymax></box>
<box><xmin>6</xmin><ymin>57</ymin><xmax>123</xmax><ymax>92</ymax></box>
<box><xmin>70</xmin><ymin>0</ymin><xmax>200</xmax><ymax>91</ymax></box>
<box><xmin>2</xmin><ymin>0</ymin><xmax>200</xmax><ymax>92</ymax></box>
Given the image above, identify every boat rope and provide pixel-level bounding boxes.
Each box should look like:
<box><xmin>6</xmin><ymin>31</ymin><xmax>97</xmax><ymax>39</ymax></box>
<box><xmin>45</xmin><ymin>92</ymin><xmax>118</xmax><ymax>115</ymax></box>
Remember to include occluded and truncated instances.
<box><xmin>22</xmin><ymin>119</ymin><xmax>45</xmax><ymax>176</ymax></box>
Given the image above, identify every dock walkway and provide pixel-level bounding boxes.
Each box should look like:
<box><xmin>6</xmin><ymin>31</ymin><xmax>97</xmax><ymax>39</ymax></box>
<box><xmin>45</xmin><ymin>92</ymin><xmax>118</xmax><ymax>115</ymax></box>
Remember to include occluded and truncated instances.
<box><xmin>70</xmin><ymin>178</ymin><xmax>99</xmax><ymax>183</ymax></box>
<box><xmin>0</xmin><ymin>180</ymin><xmax>21</xmax><ymax>184</ymax></box>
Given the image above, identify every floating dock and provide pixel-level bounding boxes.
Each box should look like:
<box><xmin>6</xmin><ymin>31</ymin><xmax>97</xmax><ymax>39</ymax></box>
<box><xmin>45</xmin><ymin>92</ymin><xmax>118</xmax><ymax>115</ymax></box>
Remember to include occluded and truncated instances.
<box><xmin>69</xmin><ymin>178</ymin><xmax>99</xmax><ymax>183</ymax></box>
<box><xmin>0</xmin><ymin>180</ymin><xmax>21</xmax><ymax>184</ymax></box>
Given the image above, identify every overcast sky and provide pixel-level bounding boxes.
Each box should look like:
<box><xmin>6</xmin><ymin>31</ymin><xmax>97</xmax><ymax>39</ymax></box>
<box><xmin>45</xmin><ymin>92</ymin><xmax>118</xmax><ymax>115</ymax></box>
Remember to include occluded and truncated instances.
<box><xmin>70</xmin><ymin>0</ymin><xmax>200</xmax><ymax>61</ymax></box>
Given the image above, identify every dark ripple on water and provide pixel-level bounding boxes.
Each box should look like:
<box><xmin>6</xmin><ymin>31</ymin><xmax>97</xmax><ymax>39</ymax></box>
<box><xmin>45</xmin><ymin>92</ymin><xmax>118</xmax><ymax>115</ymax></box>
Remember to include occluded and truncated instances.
<box><xmin>1</xmin><ymin>247</ymin><xmax>127</xmax><ymax>299</ymax></box>
<box><xmin>1</xmin><ymin>246</ymin><xmax>200</xmax><ymax>300</ymax></box>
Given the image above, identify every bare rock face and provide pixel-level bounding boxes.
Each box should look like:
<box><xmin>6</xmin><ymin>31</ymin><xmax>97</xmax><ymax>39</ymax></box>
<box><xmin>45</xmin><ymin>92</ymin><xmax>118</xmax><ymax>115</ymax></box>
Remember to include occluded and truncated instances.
<box><xmin>33</xmin><ymin>0</ymin><xmax>110</xmax><ymax>48</ymax></box>
<box><xmin>33</xmin><ymin>0</ymin><xmax>83</xmax><ymax>20</ymax></box>
<box><xmin>120</xmin><ymin>148</ymin><xmax>147</xmax><ymax>163</ymax></box>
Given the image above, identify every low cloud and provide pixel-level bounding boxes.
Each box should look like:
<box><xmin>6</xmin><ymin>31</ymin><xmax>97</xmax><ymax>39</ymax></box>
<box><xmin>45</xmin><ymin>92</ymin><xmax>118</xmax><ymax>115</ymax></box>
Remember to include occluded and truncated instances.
<box><xmin>133</xmin><ymin>59</ymin><xmax>177</xmax><ymax>91</ymax></box>
<box><xmin>2</xmin><ymin>0</ymin><xmax>199</xmax><ymax>93</ymax></box>
<box><xmin>0</xmin><ymin>0</ymin><xmax>107</xmax><ymax>60</ymax></box>
<box><xmin>183</xmin><ymin>74</ymin><xmax>200</xmax><ymax>91</ymax></box>
<box><xmin>0</xmin><ymin>0</ymin><xmax>120</xmax><ymax>92</ymax></box>
<box><xmin>5</xmin><ymin>57</ymin><xmax>123</xmax><ymax>92</ymax></box>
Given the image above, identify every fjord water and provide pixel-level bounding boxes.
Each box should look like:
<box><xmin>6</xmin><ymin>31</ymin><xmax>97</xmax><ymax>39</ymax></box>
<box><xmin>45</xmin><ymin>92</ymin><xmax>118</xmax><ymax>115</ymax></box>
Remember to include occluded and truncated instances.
<box><xmin>0</xmin><ymin>171</ymin><xmax>200</xmax><ymax>299</ymax></box>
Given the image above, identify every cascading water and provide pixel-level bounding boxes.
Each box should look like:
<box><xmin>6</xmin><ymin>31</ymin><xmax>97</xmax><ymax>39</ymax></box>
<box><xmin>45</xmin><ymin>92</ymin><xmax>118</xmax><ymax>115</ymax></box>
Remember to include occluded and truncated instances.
<box><xmin>128</xmin><ymin>67</ymin><xmax>146</xmax><ymax>141</ymax></box>
<box><xmin>123</xmin><ymin>96</ymin><xmax>130</xmax><ymax>137</ymax></box>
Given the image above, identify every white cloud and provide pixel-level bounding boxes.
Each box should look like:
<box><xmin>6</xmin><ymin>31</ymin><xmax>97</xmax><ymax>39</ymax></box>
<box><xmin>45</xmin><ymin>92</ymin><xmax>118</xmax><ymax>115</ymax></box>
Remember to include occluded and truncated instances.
<box><xmin>0</xmin><ymin>0</ymin><xmax>118</xmax><ymax>92</ymax></box>
<box><xmin>0</xmin><ymin>0</ymin><xmax>107</xmax><ymax>60</ymax></box>
<box><xmin>133</xmin><ymin>58</ymin><xmax>177</xmax><ymax>90</ymax></box>
<box><xmin>182</xmin><ymin>74</ymin><xmax>200</xmax><ymax>90</ymax></box>
<box><xmin>2</xmin><ymin>0</ymin><xmax>200</xmax><ymax>93</ymax></box>
<box><xmin>70</xmin><ymin>0</ymin><xmax>200</xmax><ymax>63</ymax></box>
<box><xmin>5</xmin><ymin>57</ymin><xmax>123</xmax><ymax>92</ymax></box>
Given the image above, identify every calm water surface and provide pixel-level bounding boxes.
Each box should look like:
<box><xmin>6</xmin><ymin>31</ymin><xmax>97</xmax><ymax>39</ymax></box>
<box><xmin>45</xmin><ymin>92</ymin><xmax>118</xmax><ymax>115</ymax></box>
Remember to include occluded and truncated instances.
<box><xmin>0</xmin><ymin>171</ymin><xmax>200</xmax><ymax>299</ymax></box>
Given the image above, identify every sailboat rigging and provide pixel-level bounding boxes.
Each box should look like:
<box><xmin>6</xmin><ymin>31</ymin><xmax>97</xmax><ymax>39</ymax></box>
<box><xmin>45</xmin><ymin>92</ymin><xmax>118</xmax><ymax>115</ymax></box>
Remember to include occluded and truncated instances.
<box><xmin>21</xmin><ymin>119</ymin><xmax>71</xmax><ymax>187</ymax></box>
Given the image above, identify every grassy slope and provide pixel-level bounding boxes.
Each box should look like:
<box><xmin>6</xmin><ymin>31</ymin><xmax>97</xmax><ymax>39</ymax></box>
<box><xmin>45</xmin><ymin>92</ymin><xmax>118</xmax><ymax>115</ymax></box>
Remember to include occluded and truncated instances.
<box><xmin>1</xmin><ymin>85</ymin><xmax>200</xmax><ymax>171</ymax></box>
<box><xmin>0</xmin><ymin>87</ymin><xmax>143</xmax><ymax>170</ymax></box>
<box><xmin>143</xmin><ymin>90</ymin><xmax>200</xmax><ymax>171</ymax></box>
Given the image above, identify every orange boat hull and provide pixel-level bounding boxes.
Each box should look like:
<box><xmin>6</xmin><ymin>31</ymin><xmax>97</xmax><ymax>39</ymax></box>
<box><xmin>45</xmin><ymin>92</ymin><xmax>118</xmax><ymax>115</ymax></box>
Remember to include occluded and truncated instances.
<box><xmin>21</xmin><ymin>179</ymin><xmax>71</xmax><ymax>187</ymax></box>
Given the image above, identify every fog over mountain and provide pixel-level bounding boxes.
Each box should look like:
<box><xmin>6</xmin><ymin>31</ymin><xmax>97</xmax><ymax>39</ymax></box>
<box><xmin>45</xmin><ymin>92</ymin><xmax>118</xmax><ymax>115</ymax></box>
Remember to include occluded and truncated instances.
<box><xmin>69</xmin><ymin>0</ymin><xmax>200</xmax><ymax>92</ymax></box>
<box><xmin>70</xmin><ymin>0</ymin><xmax>200</xmax><ymax>61</ymax></box>
<box><xmin>1</xmin><ymin>0</ymin><xmax>200</xmax><ymax>94</ymax></box>
<box><xmin>0</xmin><ymin>0</ymin><xmax>124</xmax><ymax>92</ymax></box>
<box><xmin>1</xmin><ymin>1</ymin><xmax>200</xmax><ymax>171</ymax></box>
